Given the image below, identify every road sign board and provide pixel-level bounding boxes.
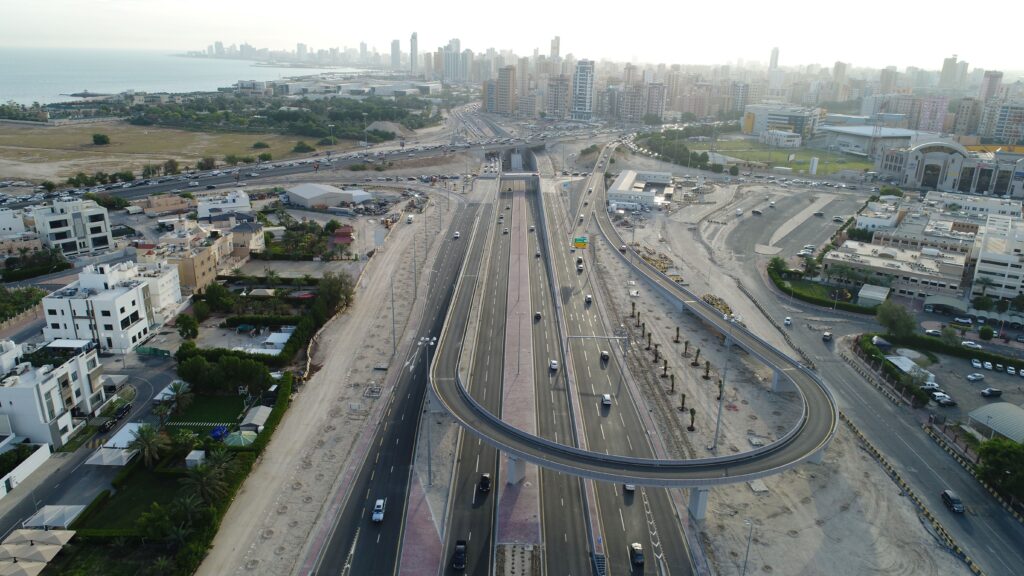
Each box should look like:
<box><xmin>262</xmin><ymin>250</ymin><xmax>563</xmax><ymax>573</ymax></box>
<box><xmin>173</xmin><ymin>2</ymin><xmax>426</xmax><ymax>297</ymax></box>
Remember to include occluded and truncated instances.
<box><xmin>574</xmin><ymin>236</ymin><xmax>588</xmax><ymax>249</ymax></box>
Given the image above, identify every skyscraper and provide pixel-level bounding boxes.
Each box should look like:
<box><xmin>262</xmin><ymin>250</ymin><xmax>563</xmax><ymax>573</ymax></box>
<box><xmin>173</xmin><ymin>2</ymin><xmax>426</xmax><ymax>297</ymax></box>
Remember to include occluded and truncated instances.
<box><xmin>573</xmin><ymin>60</ymin><xmax>598</xmax><ymax>120</ymax></box>
<box><xmin>391</xmin><ymin>40</ymin><xmax>401</xmax><ymax>70</ymax></box>
<box><xmin>296</xmin><ymin>43</ymin><xmax>307</xmax><ymax>60</ymax></box>
<box><xmin>546</xmin><ymin>75</ymin><xmax>571</xmax><ymax>120</ymax></box>
<box><xmin>879</xmin><ymin>67</ymin><xmax>898</xmax><ymax>94</ymax></box>
<box><xmin>410</xmin><ymin>33</ymin><xmax>418</xmax><ymax>73</ymax></box>
<box><xmin>769</xmin><ymin>47</ymin><xmax>779</xmax><ymax>70</ymax></box>
<box><xmin>939</xmin><ymin>55</ymin><xmax>959</xmax><ymax>89</ymax></box>
<box><xmin>979</xmin><ymin>70</ymin><xmax>1003</xmax><ymax>102</ymax></box>
<box><xmin>359</xmin><ymin>42</ymin><xmax>368</xmax><ymax>64</ymax></box>
<box><xmin>496</xmin><ymin>66</ymin><xmax>517</xmax><ymax>116</ymax></box>
<box><xmin>550</xmin><ymin>36</ymin><xmax>560</xmax><ymax>60</ymax></box>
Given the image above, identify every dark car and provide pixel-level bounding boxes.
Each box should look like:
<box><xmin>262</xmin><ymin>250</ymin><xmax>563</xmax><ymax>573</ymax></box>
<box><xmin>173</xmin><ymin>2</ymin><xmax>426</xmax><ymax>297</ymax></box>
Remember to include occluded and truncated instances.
<box><xmin>113</xmin><ymin>402</ymin><xmax>133</xmax><ymax>420</ymax></box>
<box><xmin>981</xmin><ymin>387</ymin><xmax>1003</xmax><ymax>398</ymax></box>
<box><xmin>99</xmin><ymin>419</ymin><xmax>117</xmax><ymax>433</ymax></box>
<box><xmin>478</xmin><ymin>473</ymin><xmax>491</xmax><ymax>493</ymax></box>
<box><xmin>205</xmin><ymin>184</ymin><xmax>217</xmax><ymax>190</ymax></box>
<box><xmin>941</xmin><ymin>489</ymin><xmax>964</xmax><ymax>513</ymax></box>
<box><xmin>451</xmin><ymin>540</ymin><xmax>467</xmax><ymax>571</ymax></box>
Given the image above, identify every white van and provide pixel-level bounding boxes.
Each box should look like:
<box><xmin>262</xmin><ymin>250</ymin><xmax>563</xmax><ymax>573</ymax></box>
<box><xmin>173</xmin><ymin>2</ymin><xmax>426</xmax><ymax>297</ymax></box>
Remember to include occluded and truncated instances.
<box><xmin>372</xmin><ymin>499</ymin><xmax>385</xmax><ymax>522</ymax></box>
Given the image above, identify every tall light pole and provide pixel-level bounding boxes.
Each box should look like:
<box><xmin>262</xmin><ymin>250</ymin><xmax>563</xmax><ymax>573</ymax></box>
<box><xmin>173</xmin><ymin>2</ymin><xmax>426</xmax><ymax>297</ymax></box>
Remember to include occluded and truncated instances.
<box><xmin>710</xmin><ymin>314</ymin><xmax>734</xmax><ymax>454</ymax></box>
<box><xmin>328</xmin><ymin>123</ymin><xmax>335</xmax><ymax>148</ymax></box>
<box><xmin>362</xmin><ymin>113</ymin><xmax>369</xmax><ymax>148</ymax></box>
<box><xmin>741</xmin><ymin>519</ymin><xmax>754</xmax><ymax>576</ymax></box>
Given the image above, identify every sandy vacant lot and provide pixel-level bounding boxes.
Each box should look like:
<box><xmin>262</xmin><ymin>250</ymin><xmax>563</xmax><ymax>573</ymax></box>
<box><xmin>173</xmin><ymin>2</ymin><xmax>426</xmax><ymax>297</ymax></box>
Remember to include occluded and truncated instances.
<box><xmin>0</xmin><ymin>121</ymin><xmax>358</xmax><ymax>181</ymax></box>
<box><xmin>706</xmin><ymin>425</ymin><xmax>969</xmax><ymax>576</ymax></box>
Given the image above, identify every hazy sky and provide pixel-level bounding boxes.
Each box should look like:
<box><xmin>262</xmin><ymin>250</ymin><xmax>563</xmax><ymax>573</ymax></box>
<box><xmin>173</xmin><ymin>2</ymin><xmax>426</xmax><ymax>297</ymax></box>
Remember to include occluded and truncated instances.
<box><xmin>3</xmin><ymin>0</ymin><xmax>1020</xmax><ymax>72</ymax></box>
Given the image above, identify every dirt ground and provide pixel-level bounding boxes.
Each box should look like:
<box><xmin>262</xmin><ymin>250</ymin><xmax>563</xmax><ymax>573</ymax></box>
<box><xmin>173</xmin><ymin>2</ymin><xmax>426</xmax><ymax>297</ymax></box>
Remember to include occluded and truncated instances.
<box><xmin>705</xmin><ymin>425</ymin><xmax>970</xmax><ymax>576</ymax></box>
<box><xmin>196</xmin><ymin>192</ymin><xmax>456</xmax><ymax>576</ymax></box>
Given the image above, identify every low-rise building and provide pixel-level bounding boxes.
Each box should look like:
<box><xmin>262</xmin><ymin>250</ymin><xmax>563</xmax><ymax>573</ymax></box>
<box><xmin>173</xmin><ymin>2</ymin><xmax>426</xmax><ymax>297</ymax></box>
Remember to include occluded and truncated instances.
<box><xmin>759</xmin><ymin>129</ymin><xmax>801</xmax><ymax>148</ymax></box>
<box><xmin>135</xmin><ymin>261</ymin><xmax>184</xmax><ymax>325</ymax></box>
<box><xmin>28</xmin><ymin>198</ymin><xmax>112</xmax><ymax>257</ymax></box>
<box><xmin>607</xmin><ymin>170</ymin><xmax>673</xmax><ymax>208</ymax></box>
<box><xmin>823</xmin><ymin>240</ymin><xmax>967</xmax><ymax>299</ymax></box>
<box><xmin>286</xmin><ymin>184</ymin><xmax>373</xmax><ymax>208</ymax></box>
<box><xmin>130</xmin><ymin>194</ymin><xmax>192</xmax><ymax>217</ymax></box>
<box><xmin>41</xmin><ymin>262</ymin><xmax>162</xmax><ymax>353</ymax></box>
<box><xmin>876</xmin><ymin>142</ymin><xmax>1024</xmax><ymax>197</ymax></box>
<box><xmin>0</xmin><ymin>339</ymin><xmax>105</xmax><ymax>448</ymax></box>
<box><xmin>136</xmin><ymin>229</ymin><xmax>235</xmax><ymax>295</ymax></box>
<box><xmin>230</xmin><ymin>221</ymin><xmax>265</xmax><ymax>258</ymax></box>
<box><xmin>854</xmin><ymin>201</ymin><xmax>905</xmax><ymax>230</ymax></box>
<box><xmin>196</xmin><ymin>190</ymin><xmax>252</xmax><ymax>219</ymax></box>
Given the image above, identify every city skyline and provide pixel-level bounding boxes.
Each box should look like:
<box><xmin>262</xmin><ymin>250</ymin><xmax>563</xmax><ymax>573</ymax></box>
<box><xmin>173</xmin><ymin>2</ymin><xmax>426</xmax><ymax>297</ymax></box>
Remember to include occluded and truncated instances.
<box><xmin>3</xmin><ymin>0</ymin><xmax>1023</xmax><ymax>72</ymax></box>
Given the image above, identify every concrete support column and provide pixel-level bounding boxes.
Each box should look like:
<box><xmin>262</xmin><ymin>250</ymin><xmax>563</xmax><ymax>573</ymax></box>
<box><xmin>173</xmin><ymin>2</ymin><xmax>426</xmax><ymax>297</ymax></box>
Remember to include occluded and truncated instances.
<box><xmin>688</xmin><ymin>486</ymin><xmax>710</xmax><ymax>521</ymax></box>
<box><xmin>506</xmin><ymin>454</ymin><xmax>525</xmax><ymax>484</ymax></box>
<box><xmin>807</xmin><ymin>433</ymin><xmax>833</xmax><ymax>464</ymax></box>
<box><xmin>771</xmin><ymin>369</ymin><xmax>787</xmax><ymax>393</ymax></box>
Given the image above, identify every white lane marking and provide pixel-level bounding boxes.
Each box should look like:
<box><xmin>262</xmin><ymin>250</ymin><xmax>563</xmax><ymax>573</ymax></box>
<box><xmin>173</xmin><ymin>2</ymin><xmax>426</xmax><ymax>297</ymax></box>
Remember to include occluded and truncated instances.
<box><xmin>626</xmin><ymin>435</ymin><xmax>634</xmax><ymax>451</ymax></box>
<box><xmin>600</xmin><ymin>424</ymin><xmax>606</xmax><ymax>440</ymax></box>
<box><xmin>619</xmin><ymin>508</ymin><xmax>626</xmax><ymax>532</ymax></box>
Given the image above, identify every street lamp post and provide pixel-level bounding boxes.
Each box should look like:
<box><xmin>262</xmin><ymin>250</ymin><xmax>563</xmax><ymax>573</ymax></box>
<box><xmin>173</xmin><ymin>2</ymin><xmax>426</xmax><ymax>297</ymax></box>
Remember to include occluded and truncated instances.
<box><xmin>328</xmin><ymin>124</ymin><xmax>335</xmax><ymax>148</ymax></box>
<box><xmin>741</xmin><ymin>519</ymin><xmax>754</xmax><ymax>576</ymax></box>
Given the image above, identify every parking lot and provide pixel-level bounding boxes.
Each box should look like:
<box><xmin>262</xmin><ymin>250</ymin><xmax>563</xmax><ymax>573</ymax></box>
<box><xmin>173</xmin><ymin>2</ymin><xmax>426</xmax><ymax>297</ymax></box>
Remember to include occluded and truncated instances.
<box><xmin>917</xmin><ymin>350</ymin><xmax>1024</xmax><ymax>418</ymax></box>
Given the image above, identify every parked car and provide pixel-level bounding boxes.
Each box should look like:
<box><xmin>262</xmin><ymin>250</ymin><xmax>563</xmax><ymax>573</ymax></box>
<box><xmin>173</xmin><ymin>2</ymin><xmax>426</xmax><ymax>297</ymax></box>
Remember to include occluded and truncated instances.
<box><xmin>924</xmin><ymin>329</ymin><xmax>942</xmax><ymax>337</ymax></box>
<box><xmin>936</xmin><ymin>397</ymin><xmax>958</xmax><ymax>407</ymax></box>
<box><xmin>920</xmin><ymin>382</ymin><xmax>942</xmax><ymax>391</ymax></box>
<box><xmin>981</xmin><ymin>387</ymin><xmax>1003</xmax><ymax>397</ymax></box>
<box><xmin>99</xmin><ymin>419</ymin><xmax>117</xmax><ymax>433</ymax></box>
<box><xmin>966</xmin><ymin>373</ymin><xmax>985</xmax><ymax>382</ymax></box>
<box><xmin>971</xmin><ymin>359</ymin><xmax>983</xmax><ymax>369</ymax></box>
<box><xmin>984</xmin><ymin>361</ymin><xmax>993</xmax><ymax>370</ymax></box>
<box><xmin>114</xmin><ymin>402</ymin><xmax>133</xmax><ymax>420</ymax></box>
<box><xmin>953</xmin><ymin>317</ymin><xmax>973</xmax><ymax>325</ymax></box>
<box><xmin>1008</xmin><ymin>366</ymin><xmax>1017</xmax><ymax>376</ymax></box>
<box><xmin>930</xmin><ymin>391</ymin><xmax>951</xmax><ymax>402</ymax></box>
<box><xmin>941</xmin><ymin>489</ymin><xmax>964</xmax><ymax>513</ymax></box>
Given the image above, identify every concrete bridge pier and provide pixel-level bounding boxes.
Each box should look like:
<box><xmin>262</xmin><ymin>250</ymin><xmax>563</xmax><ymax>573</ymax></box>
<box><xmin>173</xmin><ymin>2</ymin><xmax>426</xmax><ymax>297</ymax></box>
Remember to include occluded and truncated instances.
<box><xmin>771</xmin><ymin>369</ymin><xmax>790</xmax><ymax>393</ymax></box>
<box><xmin>687</xmin><ymin>486</ymin><xmax>710</xmax><ymax>521</ymax></box>
<box><xmin>506</xmin><ymin>454</ymin><xmax>526</xmax><ymax>484</ymax></box>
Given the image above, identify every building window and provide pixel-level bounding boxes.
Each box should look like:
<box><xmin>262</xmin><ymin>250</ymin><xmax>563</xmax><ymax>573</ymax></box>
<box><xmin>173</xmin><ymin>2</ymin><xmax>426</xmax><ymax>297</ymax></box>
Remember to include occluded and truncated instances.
<box><xmin>119</xmin><ymin>307</ymin><xmax>125</xmax><ymax>314</ymax></box>
<box><xmin>50</xmin><ymin>323</ymin><xmax>60</xmax><ymax>329</ymax></box>
<box><xmin>101</xmin><ymin>310</ymin><xmax>111</xmax><ymax>317</ymax></box>
<box><xmin>47</xmin><ymin>309</ymin><xmax>57</xmax><ymax>315</ymax></box>
<box><xmin>103</xmin><ymin>324</ymin><xmax>113</xmax><ymax>331</ymax></box>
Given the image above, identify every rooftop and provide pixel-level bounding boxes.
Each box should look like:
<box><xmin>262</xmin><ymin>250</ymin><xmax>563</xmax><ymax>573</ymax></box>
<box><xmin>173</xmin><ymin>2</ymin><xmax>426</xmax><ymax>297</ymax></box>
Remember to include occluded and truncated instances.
<box><xmin>820</xmin><ymin>125</ymin><xmax>916</xmax><ymax>138</ymax></box>
<box><xmin>825</xmin><ymin>241</ymin><xmax>966</xmax><ymax>276</ymax></box>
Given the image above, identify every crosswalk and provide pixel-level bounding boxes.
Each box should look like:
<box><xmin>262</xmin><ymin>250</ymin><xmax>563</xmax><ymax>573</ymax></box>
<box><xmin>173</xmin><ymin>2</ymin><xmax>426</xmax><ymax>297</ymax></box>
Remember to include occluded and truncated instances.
<box><xmin>165</xmin><ymin>421</ymin><xmax>234</xmax><ymax>427</ymax></box>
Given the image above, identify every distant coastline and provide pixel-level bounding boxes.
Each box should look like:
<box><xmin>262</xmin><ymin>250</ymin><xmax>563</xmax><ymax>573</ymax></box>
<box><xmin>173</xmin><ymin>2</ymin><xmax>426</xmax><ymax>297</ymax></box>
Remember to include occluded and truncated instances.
<box><xmin>174</xmin><ymin>52</ymin><xmax>353</xmax><ymax>70</ymax></box>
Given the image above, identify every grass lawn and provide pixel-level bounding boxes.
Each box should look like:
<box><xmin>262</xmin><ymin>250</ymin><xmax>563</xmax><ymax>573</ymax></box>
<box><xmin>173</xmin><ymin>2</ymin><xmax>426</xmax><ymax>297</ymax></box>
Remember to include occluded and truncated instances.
<box><xmin>687</xmin><ymin>140</ymin><xmax>874</xmax><ymax>176</ymax></box>
<box><xmin>780</xmin><ymin>278</ymin><xmax>833</xmax><ymax>299</ymax></box>
<box><xmin>42</xmin><ymin>542</ymin><xmax>163</xmax><ymax>576</ymax></box>
<box><xmin>168</xmin><ymin>394</ymin><xmax>245</xmax><ymax>425</ymax></box>
<box><xmin>0</xmin><ymin>121</ymin><xmax>359</xmax><ymax>181</ymax></box>
<box><xmin>76</xmin><ymin>467</ymin><xmax>183</xmax><ymax>530</ymax></box>
<box><xmin>57</xmin><ymin>425</ymin><xmax>96</xmax><ymax>453</ymax></box>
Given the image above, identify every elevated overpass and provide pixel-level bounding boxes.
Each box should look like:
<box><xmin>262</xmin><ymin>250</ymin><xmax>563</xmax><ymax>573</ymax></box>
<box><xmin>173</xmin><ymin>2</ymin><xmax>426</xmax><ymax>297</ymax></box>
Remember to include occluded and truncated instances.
<box><xmin>429</xmin><ymin>143</ymin><xmax>838</xmax><ymax>491</ymax></box>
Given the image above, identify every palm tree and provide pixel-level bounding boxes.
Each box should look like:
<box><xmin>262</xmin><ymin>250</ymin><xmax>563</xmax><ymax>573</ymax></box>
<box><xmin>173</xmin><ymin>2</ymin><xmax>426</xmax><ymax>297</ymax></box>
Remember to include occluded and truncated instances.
<box><xmin>128</xmin><ymin>424</ymin><xmax>170</xmax><ymax>469</ymax></box>
<box><xmin>802</xmin><ymin>256</ymin><xmax>820</xmax><ymax>278</ymax></box>
<box><xmin>172</xmin><ymin>493</ymin><xmax>205</xmax><ymax>528</ymax></box>
<box><xmin>169</xmin><ymin>381</ymin><xmax>193</xmax><ymax>416</ymax></box>
<box><xmin>165</xmin><ymin>523</ymin><xmax>192</xmax><ymax>550</ymax></box>
<box><xmin>204</xmin><ymin>446</ymin><xmax>236</xmax><ymax>476</ymax></box>
<box><xmin>152</xmin><ymin>403</ymin><xmax>172</xmax><ymax>427</ymax></box>
<box><xmin>150</xmin><ymin>556</ymin><xmax>174</xmax><ymax>576</ymax></box>
<box><xmin>180</xmin><ymin>463</ymin><xmax>227</xmax><ymax>505</ymax></box>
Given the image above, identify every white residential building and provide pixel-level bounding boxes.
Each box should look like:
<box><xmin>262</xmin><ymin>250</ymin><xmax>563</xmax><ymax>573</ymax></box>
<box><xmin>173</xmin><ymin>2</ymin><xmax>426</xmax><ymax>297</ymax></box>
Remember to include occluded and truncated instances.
<box><xmin>571</xmin><ymin>59</ymin><xmax>595</xmax><ymax>121</ymax></box>
<box><xmin>135</xmin><ymin>261</ymin><xmax>184</xmax><ymax>325</ymax></box>
<box><xmin>0</xmin><ymin>209</ymin><xmax>26</xmax><ymax>235</ymax></box>
<box><xmin>29</xmin><ymin>198</ymin><xmax>112</xmax><ymax>257</ymax></box>
<box><xmin>971</xmin><ymin>215</ymin><xmax>1024</xmax><ymax>300</ymax></box>
<box><xmin>0</xmin><ymin>339</ymin><xmax>105</xmax><ymax>448</ymax></box>
<box><xmin>196</xmin><ymin>190</ymin><xmax>252</xmax><ymax>219</ymax></box>
<box><xmin>854</xmin><ymin>201</ymin><xmax>904</xmax><ymax>230</ymax></box>
<box><xmin>42</xmin><ymin>262</ymin><xmax>162</xmax><ymax>353</ymax></box>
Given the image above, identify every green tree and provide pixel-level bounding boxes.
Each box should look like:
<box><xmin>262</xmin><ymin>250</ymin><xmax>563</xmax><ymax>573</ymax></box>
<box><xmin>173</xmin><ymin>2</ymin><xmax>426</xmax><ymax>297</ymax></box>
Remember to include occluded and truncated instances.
<box><xmin>995</xmin><ymin>299</ymin><xmax>1011</xmax><ymax>314</ymax></box>
<box><xmin>253</xmin><ymin>141</ymin><xmax>270</xmax><ymax>149</ymax></box>
<box><xmin>224</xmin><ymin>154</ymin><xmax>240</xmax><ymax>166</ymax></box>
<box><xmin>192</xmin><ymin>300</ymin><xmax>210</xmax><ymax>323</ymax></box>
<box><xmin>728</xmin><ymin>165</ymin><xmax>739</xmax><ymax>176</ymax></box>
<box><xmin>710</xmin><ymin>163</ymin><xmax>724</xmax><ymax>173</ymax></box>
<box><xmin>203</xmin><ymin>282</ymin><xmax>235</xmax><ymax>312</ymax></box>
<box><xmin>975</xmin><ymin>276</ymin><xmax>995</xmax><ymax>296</ymax></box>
<box><xmin>767</xmin><ymin>256</ymin><xmax>787</xmax><ymax>277</ymax></box>
<box><xmin>163</xmin><ymin>159</ymin><xmax>180</xmax><ymax>174</ymax></box>
<box><xmin>40</xmin><ymin>180</ymin><xmax>56</xmax><ymax>192</ymax></box>
<box><xmin>879</xmin><ymin>185</ymin><xmax>904</xmax><ymax>197</ymax></box>
<box><xmin>92</xmin><ymin>133</ymin><xmax>110</xmax><ymax>145</ymax></box>
<box><xmin>176</xmin><ymin>313</ymin><xmax>199</xmax><ymax>339</ymax></box>
<box><xmin>128</xmin><ymin>424</ymin><xmax>170</xmax><ymax>469</ymax></box>
<box><xmin>197</xmin><ymin>157</ymin><xmax>216</xmax><ymax>171</ymax></box>
<box><xmin>875</xmin><ymin>299</ymin><xmax>915</xmax><ymax>338</ymax></box>
<box><xmin>258</xmin><ymin>152</ymin><xmax>273</xmax><ymax>162</ymax></box>
<box><xmin>292</xmin><ymin>141</ymin><xmax>315</xmax><ymax>153</ymax></box>
<box><xmin>642</xmin><ymin>113</ymin><xmax>663</xmax><ymax>125</ymax></box>
<box><xmin>977</xmin><ymin>438</ymin><xmax>1024</xmax><ymax>500</ymax></box>
<box><xmin>802</xmin><ymin>256</ymin><xmax>820</xmax><ymax>277</ymax></box>
<box><xmin>979</xmin><ymin>325</ymin><xmax>994</xmax><ymax>341</ymax></box>
<box><xmin>325</xmin><ymin>219</ymin><xmax>342</xmax><ymax>234</ymax></box>
<box><xmin>972</xmin><ymin>295</ymin><xmax>994</xmax><ymax>311</ymax></box>
<box><xmin>168</xmin><ymin>380</ymin><xmax>193</xmax><ymax>416</ymax></box>
<box><xmin>180</xmin><ymin>463</ymin><xmax>227</xmax><ymax>506</ymax></box>
<box><xmin>940</xmin><ymin>327</ymin><xmax>960</xmax><ymax>347</ymax></box>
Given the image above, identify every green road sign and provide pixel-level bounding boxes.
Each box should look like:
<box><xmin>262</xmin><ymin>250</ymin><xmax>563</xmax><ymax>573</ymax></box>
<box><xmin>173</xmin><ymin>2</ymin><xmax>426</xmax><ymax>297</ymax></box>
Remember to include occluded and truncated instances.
<box><xmin>574</xmin><ymin>236</ymin><xmax>589</xmax><ymax>249</ymax></box>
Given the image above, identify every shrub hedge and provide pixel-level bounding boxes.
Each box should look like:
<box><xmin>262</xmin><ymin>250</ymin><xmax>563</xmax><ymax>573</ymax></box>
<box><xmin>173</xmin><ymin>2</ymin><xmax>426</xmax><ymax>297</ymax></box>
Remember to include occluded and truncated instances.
<box><xmin>223</xmin><ymin>315</ymin><xmax>303</xmax><ymax>328</ymax></box>
<box><xmin>70</xmin><ymin>490</ymin><xmax>111</xmax><ymax>530</ymax></box>
<box><xmin>768</xmin><ymin>269</ymin><xmax>878</xmax><ymax>314</ymax></box>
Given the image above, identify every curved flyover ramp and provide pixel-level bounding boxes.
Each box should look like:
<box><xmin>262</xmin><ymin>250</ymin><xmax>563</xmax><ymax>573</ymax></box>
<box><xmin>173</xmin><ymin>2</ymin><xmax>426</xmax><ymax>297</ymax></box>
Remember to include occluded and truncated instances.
<box><xmin>431</xmin><ymin>157</ymin><xmax>838</xmax><ymax>487</ymax></box>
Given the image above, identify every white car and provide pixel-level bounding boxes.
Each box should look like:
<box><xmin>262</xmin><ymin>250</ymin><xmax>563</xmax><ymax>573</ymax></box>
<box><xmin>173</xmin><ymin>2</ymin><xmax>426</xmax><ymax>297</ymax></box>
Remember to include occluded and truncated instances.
<box><xmin>971</xmin><ymin>359</ymin><xmax>983</xmax><ymax>369</ymax></box>
<box><xmin>601</xmin><ymin>394</ymin><xmax>613</xmax><ymax>406</ymax></box>
<box><xmin>984</xmin><ymin>361</ymin><xmax>993</xmax><ymax>370</ymax></box>
<box><xmin>1008</xmin><ymin>366</ymin><xmax>1017</xmax><ymax>376</ymax></box>
<box><xmin>549</xmin><ymin>360</ymin><xmax>559</xmax><ymax>371</ymax></box>
<box><xmin>371</xmin><ymin>499</ymin><xmax>385</xmax><ymax>522</ymax></box>
<box><xmin>453</xmin><ymin>231</ymin><xmax>460</xmax><ymax>239</ymax></box>
<box><xmin>783</xmin><ymin>317</ymin><xmax>792</xmax><ymax>326</ymax></box>
<box><xmin>961</xmin><ymin>341</ymin><xmax>982</xmax><ymax>350</ymax></box>
<box><xmin>966</xmin><ymin>373</ymin><xmax>985</xmax><ymax>382</ymax></box>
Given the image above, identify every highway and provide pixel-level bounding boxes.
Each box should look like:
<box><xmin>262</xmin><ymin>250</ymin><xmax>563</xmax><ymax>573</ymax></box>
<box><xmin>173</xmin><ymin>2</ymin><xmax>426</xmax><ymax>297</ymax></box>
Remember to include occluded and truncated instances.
<box><xmin>542</xmin><ymin>166</ymin><xmax>694</xmax><ymax>574</ymax></box>
<box><xmin>312</xmin><ymin>203</ymin><xmax>477</xmax><ymax>576</ymax></box>
<box><xmin>441</xmin><ymin>187</ymin><xmax>502</xmax><ymax>576</ymax></box>
<box><xmin>430</xmin><ymin>144</ymin><xmax>839</xmax><ymax>488</ymax></box>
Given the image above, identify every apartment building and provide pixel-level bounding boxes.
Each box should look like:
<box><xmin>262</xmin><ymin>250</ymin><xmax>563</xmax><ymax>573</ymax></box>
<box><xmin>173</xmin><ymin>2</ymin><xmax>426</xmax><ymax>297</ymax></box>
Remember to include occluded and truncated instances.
<box><xmin>130</xmin><ymin>193</ymin><xmax>192</xmax><ymax>217</ymax></box>
<box><xmin>196</xmin><ymin>190</ymin><xmax>252</xmax><ymax>219</ymax></box>
<box><xmin>42</xmin><ymin>262</ymin><xmax>162</xmax><ymax>353</ymax></box>
<box><xmin>137</xmin><ymin>228</ymin><xmax>234</xmax><ymax>294</ymax></box>
<box><xmin>28</xmin><ymin>198</ymin><xmax>112</xmax><ymax>257</ymax></box>
<box><xmin>571</xmin><ymin>59</ymin><xmax>595</xmax><ymax>121</ymax></box>
<box><xmin>742</xmin><ymin>104</ymin><xmax>823</xmax><ymax>139</ymax></box>
<box><xmin>823</xmin><ymin>241</ymin><xmax>967</xmax><ymax>298</ymax></box>
<box><xmin>971</xmin><ymin>215</ymin><xmax>1024</xmax><ymax>300</ymax></box>
<box><xmin>0</xmin><ymin>339</ymin><xmax>105</xmax><ymax>448</ymax></box>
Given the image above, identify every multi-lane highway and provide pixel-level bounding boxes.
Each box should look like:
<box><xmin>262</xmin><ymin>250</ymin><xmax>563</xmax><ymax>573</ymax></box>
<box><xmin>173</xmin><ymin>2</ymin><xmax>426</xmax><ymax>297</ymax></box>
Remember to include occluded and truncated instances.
<box><xmin>311</xmin><ymin>203</ymin><xmax>476</xmax><ymax>576</ymax></box>
<box><xmin>430</xmin><ymin>145</ymin><xmax>839</xmax><ymax>487</ymax></box>
<box><xmin>543</xmin><ymin>166</ymin><xmax>694</xmax><ymax>574</ymax></box>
